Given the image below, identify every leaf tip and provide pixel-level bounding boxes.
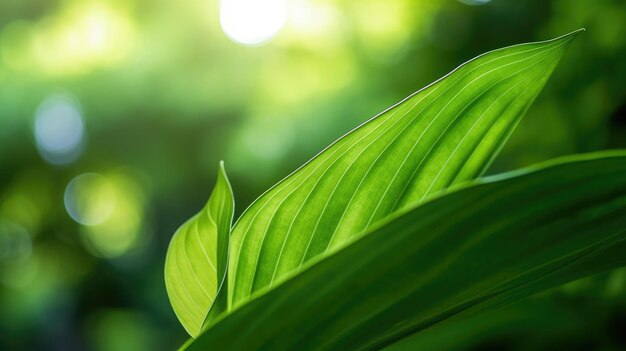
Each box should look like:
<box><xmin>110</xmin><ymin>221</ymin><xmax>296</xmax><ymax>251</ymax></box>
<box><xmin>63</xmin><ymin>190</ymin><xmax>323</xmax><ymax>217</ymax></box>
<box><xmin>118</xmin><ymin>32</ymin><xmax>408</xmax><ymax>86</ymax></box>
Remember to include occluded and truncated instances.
<box><xmin>216</xmin><ymin>161</ymin><xmax>232</xmax><ymax>190</ymax></box>
<box><xmin>560</xmin><ymin>28</ymin><xmax>586</xmax><ymax>42</ymax></box>
<box><xmin>216</xmin><ymin>160</ymin><xmax>227</xmax><ymax>181</ymax></box>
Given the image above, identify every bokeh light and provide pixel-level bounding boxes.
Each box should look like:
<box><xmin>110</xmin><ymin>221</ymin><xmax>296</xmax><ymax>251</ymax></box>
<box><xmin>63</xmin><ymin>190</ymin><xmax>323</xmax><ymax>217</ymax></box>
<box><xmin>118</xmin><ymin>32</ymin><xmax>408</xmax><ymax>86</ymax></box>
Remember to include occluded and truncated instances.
<box><xmin>220</xmin><ymin>0</ymin><xmax>287</xmax><ymax>45</ymax></box>
<box><xmin>0</xmin><ymin>2</ymin><xmax>135</xmax><ymax>75</ymax></box>
<box><xmin>35</xmin><ymin>2</ymin><xmax>136</xmax><ymax>74</ymax></box>
<box><xmin>33</xmin><ymin>94</ymin><xmax>85</xmax><ymax>165</ymax></box>
<box><xmin>64</xmin><ymin>173</ymin><xmax>116</xmax><ymax>226</ymax></box>
<box><xmin>64</xmin><ymin>172</ymin><xmax>148</xmax><ymax>258</ymax></box>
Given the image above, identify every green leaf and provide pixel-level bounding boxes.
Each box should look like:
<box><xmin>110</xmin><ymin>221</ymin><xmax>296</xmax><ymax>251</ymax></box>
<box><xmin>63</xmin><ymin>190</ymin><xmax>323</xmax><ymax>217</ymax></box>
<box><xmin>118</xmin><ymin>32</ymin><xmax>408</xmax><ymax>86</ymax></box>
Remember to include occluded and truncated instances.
<box><xmin>228</xmin><ymin>30</ymin><xmax>583</xmax><ymax>306</ymax></box>
<box><xmin>186</xmin><ymin>152</ymin><xmax>626</xmax><ymax>351</ymax></box>
<box><xmin>164</xmin><ymin>161</ymin><xmax>234</xmax><ymax>337</ymax></box>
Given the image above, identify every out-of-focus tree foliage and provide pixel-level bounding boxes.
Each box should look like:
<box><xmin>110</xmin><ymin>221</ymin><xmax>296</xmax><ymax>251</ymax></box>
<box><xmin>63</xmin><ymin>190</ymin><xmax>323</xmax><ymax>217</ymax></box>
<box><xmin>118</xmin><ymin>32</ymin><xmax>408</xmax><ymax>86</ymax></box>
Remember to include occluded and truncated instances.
<box><xmin>0</xmin><ymin>0</ymin><xmax>624</xmax><ymax>350</ymax></box>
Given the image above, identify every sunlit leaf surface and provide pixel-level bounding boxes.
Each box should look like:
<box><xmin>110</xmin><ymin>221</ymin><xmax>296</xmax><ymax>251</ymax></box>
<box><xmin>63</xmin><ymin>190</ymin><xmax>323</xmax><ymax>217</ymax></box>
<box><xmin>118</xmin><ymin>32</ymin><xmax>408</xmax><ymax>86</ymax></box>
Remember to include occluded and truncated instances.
<box><xmin>228</xmin><ymin>30</ymin><xmax>583</xmax><ymax>306</ymax></box>
<box><xmin>164</xmin><ymin>162</ymin><xmax>234</xmax><ymax>337</ymax></box>
<box><xmin>188</xmin><ymin>152</ymin><xmax>626</xmax><ymax>351</ymax></box>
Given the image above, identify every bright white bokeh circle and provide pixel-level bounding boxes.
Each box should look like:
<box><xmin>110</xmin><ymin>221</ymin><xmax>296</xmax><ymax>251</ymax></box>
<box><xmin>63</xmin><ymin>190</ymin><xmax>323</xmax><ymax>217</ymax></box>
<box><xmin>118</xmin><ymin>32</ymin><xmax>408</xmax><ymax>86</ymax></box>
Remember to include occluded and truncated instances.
<box><xmin>220</xmin><ymin>0</ymin><xmax>287</xmax><ymax>45</ymax></box>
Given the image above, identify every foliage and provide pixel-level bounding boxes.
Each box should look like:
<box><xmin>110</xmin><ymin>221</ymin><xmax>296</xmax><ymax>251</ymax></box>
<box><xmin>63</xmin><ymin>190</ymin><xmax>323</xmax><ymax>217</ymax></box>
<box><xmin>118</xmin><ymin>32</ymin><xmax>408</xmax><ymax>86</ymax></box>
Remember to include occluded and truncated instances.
<box><xmin>2</xmin><ymin>1</ymin><xmax>626</xmax><ymax>350</ymax></box>
<box><xmin>165</xmin><ymin>30</ymin><xmax>626</xmax><ymax>349</ymax></box>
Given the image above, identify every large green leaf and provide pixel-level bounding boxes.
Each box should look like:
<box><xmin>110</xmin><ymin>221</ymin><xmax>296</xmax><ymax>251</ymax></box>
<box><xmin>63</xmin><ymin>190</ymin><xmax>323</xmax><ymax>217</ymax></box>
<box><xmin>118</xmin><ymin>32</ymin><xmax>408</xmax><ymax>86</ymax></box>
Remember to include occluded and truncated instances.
<box><xmin>164</xmin><ymin>162</ymin><xmax>234</xmax><ymax>337</ymax></box>
<box><xmin>187</xmin><ymin>152</ymin><xmax>626</xmax><ymax>351</ymax></box>
<box><xmin>228</xmin><ymin>30</ymin><xmax>582</xmax><ymax>306</ymax></box>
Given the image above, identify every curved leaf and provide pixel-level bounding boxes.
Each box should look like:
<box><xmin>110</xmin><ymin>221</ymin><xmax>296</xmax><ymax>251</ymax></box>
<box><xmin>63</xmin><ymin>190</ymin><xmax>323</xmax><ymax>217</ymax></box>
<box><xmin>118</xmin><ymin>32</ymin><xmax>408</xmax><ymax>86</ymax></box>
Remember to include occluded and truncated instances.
<box><xmin>228</xmin><ymin>30</ymin><xmax>583</xmax><ymax>306</ymax></box>
<box><xmin>164</xmin><ymin>162</ymin><xmax>234</xmax><ymax>337</ymax></box>
<box><xmin>187</xmin><ymin>152</ymin><xmax>626</xmax><ymax>351</ymax></box>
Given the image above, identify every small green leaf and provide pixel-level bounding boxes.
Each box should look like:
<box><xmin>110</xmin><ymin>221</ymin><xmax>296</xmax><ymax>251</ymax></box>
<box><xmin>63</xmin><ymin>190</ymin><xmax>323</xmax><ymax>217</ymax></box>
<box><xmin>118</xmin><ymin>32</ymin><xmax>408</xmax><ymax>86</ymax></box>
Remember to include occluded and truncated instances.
<box><xmin>228</xmin><ymin>30</ymin><xmax>582</xmax><ymax>307</ymax></box>
<box><xmin>164</xmin><ymin>161</ymin><xmax>234</xmax><ymax>337</ymax></box>
<box><xmin>186</xmin><ymin>152</ymin><xmax>626</xmax><ymax>351</ymax></box>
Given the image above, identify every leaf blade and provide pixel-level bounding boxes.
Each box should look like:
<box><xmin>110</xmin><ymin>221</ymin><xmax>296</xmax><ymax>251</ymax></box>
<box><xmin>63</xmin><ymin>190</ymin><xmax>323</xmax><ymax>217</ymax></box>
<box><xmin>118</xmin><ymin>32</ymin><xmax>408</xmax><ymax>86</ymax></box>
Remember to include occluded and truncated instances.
<box><xmin>229</xmin><ymin>30</ymin><xmax>582</xmax><ymax>306</ymax></box>
<box><xmin>164</xmin><ymin>162</ymin><xmax>234</xmax><ymax>337</ymax></box>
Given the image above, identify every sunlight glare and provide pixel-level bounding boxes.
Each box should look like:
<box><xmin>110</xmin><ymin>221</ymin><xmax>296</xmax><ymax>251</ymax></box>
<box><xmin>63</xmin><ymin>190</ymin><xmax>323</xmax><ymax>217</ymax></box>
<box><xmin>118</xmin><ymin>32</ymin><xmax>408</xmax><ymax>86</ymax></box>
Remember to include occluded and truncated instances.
<box><xmin>220</xmin><ymin>0</ymin><xmax>287</xmax><ymax>45</ymax></box>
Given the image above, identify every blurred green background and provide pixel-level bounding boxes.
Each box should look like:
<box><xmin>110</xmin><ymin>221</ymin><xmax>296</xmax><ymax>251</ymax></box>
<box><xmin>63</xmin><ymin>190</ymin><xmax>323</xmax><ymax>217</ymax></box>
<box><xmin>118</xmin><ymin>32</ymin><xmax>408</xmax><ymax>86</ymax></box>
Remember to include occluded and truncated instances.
<box><xmin>1</xmin><ymin>0</ymin><xmax>625</xmax><ymax>350</ymax></box>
